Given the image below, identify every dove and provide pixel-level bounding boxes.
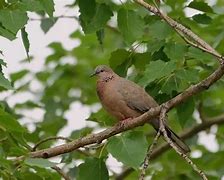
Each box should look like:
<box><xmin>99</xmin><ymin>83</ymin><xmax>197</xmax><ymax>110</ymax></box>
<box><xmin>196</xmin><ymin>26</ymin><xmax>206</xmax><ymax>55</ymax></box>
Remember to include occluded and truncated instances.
<box><xmin>91</xmin><ymin>65</ymin><xmax>190</xmax><ymax>153</ymax></box>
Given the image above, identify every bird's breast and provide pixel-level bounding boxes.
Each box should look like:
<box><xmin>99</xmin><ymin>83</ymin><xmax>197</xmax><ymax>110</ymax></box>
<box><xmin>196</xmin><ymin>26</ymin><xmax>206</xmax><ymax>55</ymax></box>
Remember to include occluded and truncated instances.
<box><xmin>96</xmin><ymin>81</ymin><xmax>106</xmax><ymax>101</ymax></box>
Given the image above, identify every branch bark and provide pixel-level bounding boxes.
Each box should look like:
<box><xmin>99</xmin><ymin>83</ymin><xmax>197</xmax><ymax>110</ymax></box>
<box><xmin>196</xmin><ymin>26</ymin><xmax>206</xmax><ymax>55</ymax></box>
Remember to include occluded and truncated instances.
<box><xmin>26</xmin><ymin>62</ymin><xmax>224</xmax><ymax>159</ymax></box>
<box><xmin>13</xmin><ymin>0</ymin><xmax>221</xmax><ymax>161</ymax></box>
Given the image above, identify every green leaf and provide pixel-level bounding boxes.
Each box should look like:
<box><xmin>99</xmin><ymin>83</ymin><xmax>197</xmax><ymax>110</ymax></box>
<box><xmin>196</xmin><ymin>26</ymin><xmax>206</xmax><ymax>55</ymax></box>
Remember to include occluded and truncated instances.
<box><xmin>87</xmin><ymin>108</ymin><xmax>116</xmax><ymax>126</ymax></box>
<box><xmin>109</xmin><ymin>49</ymin><xmax>131</xmax><ymax>77</ymax></box>
<box><xmin>148</xmin><ymin>39</ymin><xmax>165</xmax><ymax>54</ymax></box>
<box><xmin>15</xmin><ymin>100</ymin><xmax>42</xmax><ymax>109</ymax></box>
<box><xmin>192</xmin><ymin>13</ymin><xmax>212</xmax><ymax>24</ymax></box>
<box><xmin>0</xmin><ymin>127</ymin><xmax>7</xmax><ymax>142</ymax></box>
<box><xmin>79</xmin><ymin>0</ymin><xmax>113</xmax><ymax>34</ymax></box>
<box><xmin>77</xmin><ymin>157</ymin><xmax>109</xmax><ymax>180</ymax></box>
<box><xmin>40</xmin><ymin>18</ymin><xmax>58</xmax><ymax>33</ymax></box>
<box><xmin>96</xmin><ymin>29</ymin><xmax>104</xmax><ymax>45</ymax></box>
<box><xmin>46</xmin><ymin>42</ymin><xmax>67</xmax><ymax>63</ymax></box>
<box><xmin>0</xmin><ymin>73</ymin><xmax>13</xmax><ymax>90</ymax></box>
<box><xmin>17</xmin><ymin>0</ymin><xmax>44</xmax><ymax>12</ymax></box>
<box><xmin>10</xmin><ymin>70</ymin><xmax>29</xmax><ymax>82</ymax></box>
<box><xmin>0</xmin><ymin>25</ymin><xmax>16</xmax><ymax>40</ymax></box>
<box><xmin>0</xmin><ymin>10</ymin><xmax>28</xmax><ymax>34</ymax></box>
<box><xmin>133</xmin><ymin>52</ymin><xmax>151</xmax><ymax>71</ymax></box>
<box><xmin>187</xmin><ymin>47</ymin><xmax>214</xmax><ymax>62</ymax></box>
<box><xmin>175</xmin><ymin>68</ymin><xmax>199</xmax><ymax>83</ymax></box>
<box><xmin>24</xmin><ymin>158</ymin><xmax>57</xmax><ymax>168</ymax></box>
<box><xmin>161</xmin><ymin>68</ymin><xmax>199</xmax><ymax>94</ymax></box>
<box><xmin>176</xmin><ymin>98</ymin><xmax>195</xmax><ymax>127</ymax></box>
<box><xmin>188</xmin><ymin>1</ymin><xmax>214</xmax><ymax>13</ymax></box>
<box><xmin>164</xmin><ymin>43</ymin><xmax>187</xmax><ymax>61</ymax></box>
<box><xmin>0</xmin><ymin>108</ymin><xmax>25</xmax><ymax>132</ymax></box>
<box><xmin>139</xmin><ymin>60</ymin><xmax>176</xmax><ymax>87</ymax></box>
<box><xmin>38</xmin><ymin>0</ymin><xmax>55</xmax><ymax>17</ymax></box>
<box><xmin>0</xmin><ymin>59</ymin><xmax>6</xmax><ymax>67</ymax></box>
<box><xmin>41</xmin><ymin>117</ymin><xmax>67</xmax><ymax>136</ymax></box>
<box><xmin>107</xmin><ymin>131</ymin><xmax>148</xmax><ymax>169</ymax></box>
<box><xmin>109</xmin><ymin>49</ymin><xmax>130</xmax><ymax>69</ymax></box>
<box><xmin>70</xmin><ymin>127</ymin><xmax>93</xmax><ymax>140</ymax></box>
<box><xmin>148</xmin><ymin>21</ymin><xmax>173</xmax><ymax>40</ymax></box>
<box><xmin>160</xmin><ymin>75</ymin><xmax>180</xmax><ymax>94</ymax></box>
<box><xmin>118</xmin><ymin>8</ymin><xmax>144</xmax><ymax>43</ymax></box>
<box><xmin>21</xmin><ymin>27</ymin><xmax>30</xmax><ymax>60</ymax></box>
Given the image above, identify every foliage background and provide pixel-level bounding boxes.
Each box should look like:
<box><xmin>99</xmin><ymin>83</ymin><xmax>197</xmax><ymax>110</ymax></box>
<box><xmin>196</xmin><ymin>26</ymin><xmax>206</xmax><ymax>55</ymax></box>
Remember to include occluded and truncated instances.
<box><xmin>0</xmin><ymin>0</ymin><xmax>224</xmax><ymax>179</ymax></box>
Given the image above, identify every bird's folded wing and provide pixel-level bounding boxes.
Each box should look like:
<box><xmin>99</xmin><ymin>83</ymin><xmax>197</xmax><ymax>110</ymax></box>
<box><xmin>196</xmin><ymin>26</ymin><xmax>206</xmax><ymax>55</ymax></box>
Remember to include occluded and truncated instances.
<box><xmin>117</xmin><ymin>79</ymin><xmax>158</xmax><ymax>113</ymax></box>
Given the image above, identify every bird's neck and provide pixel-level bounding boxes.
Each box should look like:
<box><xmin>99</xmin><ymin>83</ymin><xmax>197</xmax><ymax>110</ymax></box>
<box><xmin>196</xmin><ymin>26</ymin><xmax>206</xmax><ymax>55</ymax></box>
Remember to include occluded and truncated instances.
<box><xmin>99</xmin><ymin>73</ymin><xmax>116</xmax><ymax>83</ymax></box>
<box><xmin>96</xmin><ymin>74</ymin><xmax>117</xmax><ymax>100</ymax></box>
<box><xmin>102</xmin><ymin>75</ymin><xmax>115</xmax><ymax>83</ymax></box>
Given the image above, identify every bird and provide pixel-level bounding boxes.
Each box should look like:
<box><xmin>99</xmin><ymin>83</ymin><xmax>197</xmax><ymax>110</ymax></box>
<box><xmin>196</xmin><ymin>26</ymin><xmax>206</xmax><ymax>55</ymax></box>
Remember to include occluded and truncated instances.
<box><xmin>91</xmin><ymin>65</ymin><xmax>190</xmax><ymax>153</ymax></box>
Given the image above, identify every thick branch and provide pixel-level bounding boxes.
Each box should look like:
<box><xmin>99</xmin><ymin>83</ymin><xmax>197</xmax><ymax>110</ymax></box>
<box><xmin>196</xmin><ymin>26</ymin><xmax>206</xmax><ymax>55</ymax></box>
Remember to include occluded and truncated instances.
<box><xmin>26</xmin><ymin>62</ymin><xmax>224</xmax><ymax>159</ymax></box>
<box><xmin>13</xmin><ymin>0</ymin><xmax>224</xmax><ymax>162</ymax></box>
<box><xmin>29</xmin><ymin>107</ymin><xmax>160</xmax><ymax>158</ymax></box>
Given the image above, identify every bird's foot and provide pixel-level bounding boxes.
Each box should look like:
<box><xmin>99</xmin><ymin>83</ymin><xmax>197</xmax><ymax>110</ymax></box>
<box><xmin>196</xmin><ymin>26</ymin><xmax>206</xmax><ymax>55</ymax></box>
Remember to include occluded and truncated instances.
<box><xmin>116</xmin><ymin>118</ymin><xmax>133</xmax><ymax>129</ymax></box>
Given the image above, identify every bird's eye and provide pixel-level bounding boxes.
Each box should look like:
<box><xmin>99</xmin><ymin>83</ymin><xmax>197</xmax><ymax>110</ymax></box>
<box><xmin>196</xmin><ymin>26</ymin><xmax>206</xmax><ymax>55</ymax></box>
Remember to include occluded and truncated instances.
<box><xmin>100</xmin><ymin>70</ymin><xmax>104</xmax><ymax>72</ymax></box>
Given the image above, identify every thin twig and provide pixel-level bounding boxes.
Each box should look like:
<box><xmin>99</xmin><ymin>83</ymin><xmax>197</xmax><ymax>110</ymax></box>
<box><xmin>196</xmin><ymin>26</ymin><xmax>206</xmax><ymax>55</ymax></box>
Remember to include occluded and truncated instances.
<box><xmin>52</xmin><ymin>166</ymin><xmax>71</xmax><ymax>180</ymax></box>
<box><xmin>32</xmin><ymin>136</ymin><xmax>72</xmax><ymax>151</ymax></box>
<box><xmin>116</xmin><ymin>114</ymin><xmax>224</xmax><ymax>179</ymax></box>
<box><xmin>198</xmin><ymin>102</ymin><xmax>206</xmax><ymax>123</ymax></box>
<box><xmin>159</xmin><ymin>105</ymin><xmax>208</xmax><ymax>180</ymax></box>
<box><xmin>139</xmin><ymin>131</ymin><xmax>161</xmax><ymax>180</ymax></box>
<box><xmin>134</xmin><ymin>0</ymin><xmax>223</xmax><ymax>63</ymax></box>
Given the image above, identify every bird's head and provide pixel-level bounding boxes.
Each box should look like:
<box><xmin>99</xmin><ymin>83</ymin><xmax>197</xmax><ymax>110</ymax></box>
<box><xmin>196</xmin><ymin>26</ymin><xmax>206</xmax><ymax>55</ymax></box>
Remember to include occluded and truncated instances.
<box><xmin>90</xmin><ymin>65</ymin><xmax>115</xmax><ymax>79</ymax></box>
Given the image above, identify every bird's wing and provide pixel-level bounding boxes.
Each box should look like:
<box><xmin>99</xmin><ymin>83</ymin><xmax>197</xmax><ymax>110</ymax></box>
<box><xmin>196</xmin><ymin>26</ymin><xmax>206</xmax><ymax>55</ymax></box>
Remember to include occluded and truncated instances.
<box><xmin>117</xmin><ymin>78</ymin><xmax>158</xmax><ymax>113</ymax></box>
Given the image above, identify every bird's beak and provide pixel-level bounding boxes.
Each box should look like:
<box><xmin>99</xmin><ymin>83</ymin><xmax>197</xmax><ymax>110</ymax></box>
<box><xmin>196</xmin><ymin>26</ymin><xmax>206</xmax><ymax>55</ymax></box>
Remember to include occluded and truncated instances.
<box><xmin>90</xmin><ymin>71</ymin><xmax>96</xmax><ymax>77</ymax></box>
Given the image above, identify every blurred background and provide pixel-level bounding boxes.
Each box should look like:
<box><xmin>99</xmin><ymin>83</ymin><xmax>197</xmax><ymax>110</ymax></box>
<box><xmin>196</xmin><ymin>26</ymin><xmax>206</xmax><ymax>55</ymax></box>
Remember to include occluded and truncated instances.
<box><xmin>0</xmin><ymin>0</ymin><xmax>224</xmax><ymax>179</ymax></box>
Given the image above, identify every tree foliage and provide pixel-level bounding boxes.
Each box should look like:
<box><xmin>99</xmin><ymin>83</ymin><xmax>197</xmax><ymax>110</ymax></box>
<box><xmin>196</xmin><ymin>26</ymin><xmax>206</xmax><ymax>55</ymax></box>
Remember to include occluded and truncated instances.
<box><xmin>0</xmin><ymin>0</ymin><xmax>224</xmax><ymax>179</ymax></box>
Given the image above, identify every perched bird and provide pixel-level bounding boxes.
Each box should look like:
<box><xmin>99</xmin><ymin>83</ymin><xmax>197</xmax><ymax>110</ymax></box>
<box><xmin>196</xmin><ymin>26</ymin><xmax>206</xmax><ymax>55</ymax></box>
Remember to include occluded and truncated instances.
<box><xmin>91</xmin><ymin>65</ymin><xmax>190</xmax><ymax>153</ymax></box>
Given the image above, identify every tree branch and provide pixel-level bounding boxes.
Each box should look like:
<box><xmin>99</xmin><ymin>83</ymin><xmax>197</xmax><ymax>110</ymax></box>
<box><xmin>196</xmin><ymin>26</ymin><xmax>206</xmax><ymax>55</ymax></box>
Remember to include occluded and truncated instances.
<box><xmin>32</xmin><ymin>136</ymin><xmax>72</xmax><ymax>151</ymax></box>
<box><xmin>13</xmin><ymin>0</ymin><xmax>224</xmax><ymax>161</ymax></box>
<box><xmin>139</xmin><ymin>130</ymin><xmax>161</xmax><ymax>180</ymax></box>
<box><xmin>14</xmin><ymin>60</ymin><xmax>220</xmax><ymax>159</ymax></box>
<box><xmin>134</xmin><ymin>0</ymin><xmax>223</xmax><ymax>63</ymax></box>
<box><xmin>159</xmin><ymin>106</ymin><xmax>207</xmax><ymax>180</ymax></box>
<box><xmin>116</xmin><ymin>114</ymin><xmax>224</xmax><ymax>179</ymax></box>
<box><xmin>51</xmin><ymin>166</ymin><xmax>71</xmax><ymax>180</ymax></box>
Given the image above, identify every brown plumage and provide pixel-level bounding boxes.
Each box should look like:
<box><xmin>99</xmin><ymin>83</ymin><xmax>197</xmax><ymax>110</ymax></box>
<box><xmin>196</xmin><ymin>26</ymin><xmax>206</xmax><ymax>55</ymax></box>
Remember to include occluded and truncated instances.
<box><xmin>91</xmin><ymin>65</ymin><xmax>190</xmax><ymax>153</ymax></box>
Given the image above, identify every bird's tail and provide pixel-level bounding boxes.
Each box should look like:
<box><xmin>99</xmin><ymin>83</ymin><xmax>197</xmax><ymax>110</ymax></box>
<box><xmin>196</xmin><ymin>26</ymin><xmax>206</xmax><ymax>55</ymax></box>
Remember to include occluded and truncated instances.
<box><xmin>149</xmin><ymin>119</ymin><xmax>190</xmax><ymax>153</ymax></box>
<box><xmin>162</xmin><ymin>125</ymin><xmax>190</xmax><ymax>153</ymax></box>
